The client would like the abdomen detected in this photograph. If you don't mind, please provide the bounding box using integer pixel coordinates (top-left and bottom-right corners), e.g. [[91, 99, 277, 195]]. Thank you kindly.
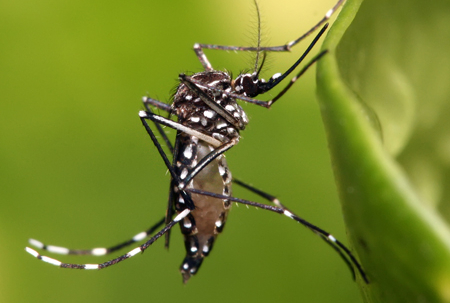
[[174, 136, 232, 283]]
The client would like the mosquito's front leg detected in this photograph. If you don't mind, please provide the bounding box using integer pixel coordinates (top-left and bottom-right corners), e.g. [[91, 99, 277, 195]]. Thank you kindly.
[[192, 0, 345, 57], [193, 43, 214, 72]]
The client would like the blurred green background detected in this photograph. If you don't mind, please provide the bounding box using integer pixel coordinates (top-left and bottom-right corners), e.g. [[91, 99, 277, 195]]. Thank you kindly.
[[0, 0, 362, 302]]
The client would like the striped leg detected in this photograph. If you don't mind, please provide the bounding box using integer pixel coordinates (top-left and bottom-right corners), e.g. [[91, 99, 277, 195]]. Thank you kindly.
[[233, 178, 286, 208], [232, 178, 361, 281], [25, 210, 190, 269], [27, 217, 165, 257], [186, 188, 369, 284]]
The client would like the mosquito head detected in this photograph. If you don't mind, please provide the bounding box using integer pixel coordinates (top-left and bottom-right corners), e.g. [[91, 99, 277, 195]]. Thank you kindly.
[[233, 71, 283, 98]]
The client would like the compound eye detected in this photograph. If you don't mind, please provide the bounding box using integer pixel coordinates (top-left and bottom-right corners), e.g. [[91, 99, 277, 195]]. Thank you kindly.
[[235, 74, 259, 97]]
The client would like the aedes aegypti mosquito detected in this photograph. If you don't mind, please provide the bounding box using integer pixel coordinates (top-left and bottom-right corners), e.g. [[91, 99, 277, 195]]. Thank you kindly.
[[26, 0, 368, 284]]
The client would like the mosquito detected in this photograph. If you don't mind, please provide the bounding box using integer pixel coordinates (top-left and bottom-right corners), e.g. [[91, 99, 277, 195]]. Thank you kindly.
[[26, 0, 368, 284]]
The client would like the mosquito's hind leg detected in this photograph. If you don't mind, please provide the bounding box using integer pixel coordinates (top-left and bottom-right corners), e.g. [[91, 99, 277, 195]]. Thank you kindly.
[[26, 210, 190, 270], [27, 217, 166, 258]]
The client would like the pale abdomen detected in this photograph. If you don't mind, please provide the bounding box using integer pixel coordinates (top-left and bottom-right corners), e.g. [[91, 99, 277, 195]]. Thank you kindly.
[[174, 137, 232, 283]]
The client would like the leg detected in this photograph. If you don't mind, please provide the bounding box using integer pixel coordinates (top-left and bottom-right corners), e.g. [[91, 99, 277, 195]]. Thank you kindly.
[[185, 188, 369, 284], [233, 178, 284, 208], [141, 97, 177, 247], [25, 102, 178, 263], [28, 217, 165, 256], [26, 210, 191, 269], [142, 96, 173, 113], [142, 96, 175, 154], [232, 178, 358, 280], [140, 110, 222, 148], [139, 109, 196, 210], [194, 0, 345, 53]]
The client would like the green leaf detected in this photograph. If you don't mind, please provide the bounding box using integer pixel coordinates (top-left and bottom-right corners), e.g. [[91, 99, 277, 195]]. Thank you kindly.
[[317, 0, 450, 302]]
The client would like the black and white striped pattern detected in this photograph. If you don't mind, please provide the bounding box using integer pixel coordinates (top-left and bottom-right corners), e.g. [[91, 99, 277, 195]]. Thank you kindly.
[[25, 0, 368, 284], [26, 210, 190, 270], [27, 216, 165, 257]]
